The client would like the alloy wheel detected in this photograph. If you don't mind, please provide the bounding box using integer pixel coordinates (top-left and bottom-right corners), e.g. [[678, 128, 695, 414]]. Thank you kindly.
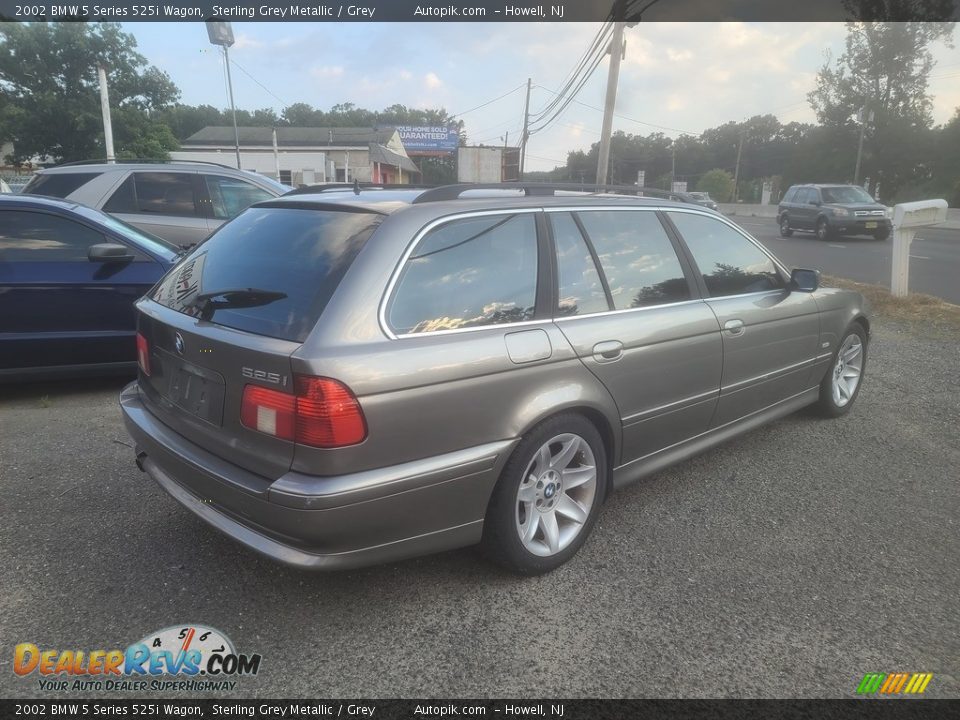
[[831, 334, 863, 407]]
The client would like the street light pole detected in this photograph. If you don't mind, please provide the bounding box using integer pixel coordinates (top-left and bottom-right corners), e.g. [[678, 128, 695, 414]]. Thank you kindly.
[[223, 45, 241, 169], [206, 21, 241, 169]]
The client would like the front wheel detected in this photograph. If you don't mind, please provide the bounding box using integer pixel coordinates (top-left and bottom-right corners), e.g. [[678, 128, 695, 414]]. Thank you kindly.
[[874, 227, 890, 241], [816, 217, 832, 241], [815, 324, 867, 418], [779, 215, 794, 237], [481, 414, 606, 575]]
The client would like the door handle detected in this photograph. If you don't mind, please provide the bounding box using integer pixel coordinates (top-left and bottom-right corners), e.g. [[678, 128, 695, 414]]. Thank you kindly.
[[724, 319, 745, 336], [592, 340, 623, 362]]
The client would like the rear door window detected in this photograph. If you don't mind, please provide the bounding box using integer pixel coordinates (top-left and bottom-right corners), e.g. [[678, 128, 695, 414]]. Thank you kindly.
[[104, 173, 200, 217], [151, 207, 382, 342], [575, 210, 691, 309], [551, 212, 610, 316], [22, 172, 101, 198], [388, 213, 538, 334]]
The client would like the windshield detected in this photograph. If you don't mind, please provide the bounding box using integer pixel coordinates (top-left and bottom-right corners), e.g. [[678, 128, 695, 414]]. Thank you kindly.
[[821, 186, 875, 204], [72, 204, 180, 258]]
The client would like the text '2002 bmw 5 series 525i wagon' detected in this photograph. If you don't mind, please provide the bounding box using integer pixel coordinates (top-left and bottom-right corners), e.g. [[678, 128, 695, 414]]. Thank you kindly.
[[120, 183, 870, 575]]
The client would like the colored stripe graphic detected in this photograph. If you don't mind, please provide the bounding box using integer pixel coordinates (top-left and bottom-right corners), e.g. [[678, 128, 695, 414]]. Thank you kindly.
[[857, 672, 932, 695]]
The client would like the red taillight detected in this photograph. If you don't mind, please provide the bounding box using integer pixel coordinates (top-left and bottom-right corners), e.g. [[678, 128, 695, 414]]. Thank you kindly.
[[240, 376, 366, 448], [136, 333, 151, 376]]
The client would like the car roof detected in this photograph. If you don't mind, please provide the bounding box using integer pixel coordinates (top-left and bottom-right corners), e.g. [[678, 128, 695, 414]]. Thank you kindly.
[[0, 193, 88, 212], [262, 187, 698, 216], [36, 161, 247, 174]]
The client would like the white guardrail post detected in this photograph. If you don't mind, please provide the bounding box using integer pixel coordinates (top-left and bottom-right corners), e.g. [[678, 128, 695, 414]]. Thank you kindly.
[[891, 199, 948, 297]]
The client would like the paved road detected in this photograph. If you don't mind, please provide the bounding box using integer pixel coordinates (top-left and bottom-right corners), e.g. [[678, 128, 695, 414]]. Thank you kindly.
[[733, 217, 960, 304], [1, 317, 957, 699]]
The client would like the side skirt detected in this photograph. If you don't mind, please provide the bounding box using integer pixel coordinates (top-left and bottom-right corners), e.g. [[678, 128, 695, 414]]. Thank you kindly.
[[612, 386, 820, 490]]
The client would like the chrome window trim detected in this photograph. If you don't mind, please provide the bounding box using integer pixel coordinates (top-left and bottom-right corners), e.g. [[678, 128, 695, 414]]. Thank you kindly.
[[379, 208, 543, 340], [554, 297, 706, 321]]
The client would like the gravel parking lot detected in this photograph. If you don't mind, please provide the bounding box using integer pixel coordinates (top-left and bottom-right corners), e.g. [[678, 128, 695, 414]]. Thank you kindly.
[[1, 317, 957, 699]]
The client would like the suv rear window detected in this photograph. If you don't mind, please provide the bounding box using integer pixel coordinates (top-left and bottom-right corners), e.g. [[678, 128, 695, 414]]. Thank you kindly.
[[150, 207, 382, 342], [22, 172, 101, 198]]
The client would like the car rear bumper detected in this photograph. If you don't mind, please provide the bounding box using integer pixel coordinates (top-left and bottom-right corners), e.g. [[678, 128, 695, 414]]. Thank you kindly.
[[120, 381, 513, 570]]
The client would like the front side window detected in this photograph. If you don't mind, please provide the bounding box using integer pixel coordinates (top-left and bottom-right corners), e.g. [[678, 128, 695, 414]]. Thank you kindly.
[[104, 173, 199, 217], [389, 213, 538, 334], [576, 210, 691, 310], [0, 210, 105, 262], [551, 212, 609, 317], [205, 175, 274, 219], [668, 212, 786, 297], [782, 187, 798, 203]]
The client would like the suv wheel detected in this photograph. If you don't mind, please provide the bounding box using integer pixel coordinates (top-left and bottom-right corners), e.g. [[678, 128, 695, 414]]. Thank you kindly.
[[874, 227, 890, 241], [815, 324, 867, 418], [815, 217, 832, 241], [482, 414, 606, 575], [779, 215, 794, 237]]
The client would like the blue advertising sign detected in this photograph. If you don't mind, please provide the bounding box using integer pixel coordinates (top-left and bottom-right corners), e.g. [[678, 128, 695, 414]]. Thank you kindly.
[[396, 126, 459, 154]]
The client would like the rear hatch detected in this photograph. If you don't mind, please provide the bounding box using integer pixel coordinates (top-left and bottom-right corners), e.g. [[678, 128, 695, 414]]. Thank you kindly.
[[135, 204, 383, 480]]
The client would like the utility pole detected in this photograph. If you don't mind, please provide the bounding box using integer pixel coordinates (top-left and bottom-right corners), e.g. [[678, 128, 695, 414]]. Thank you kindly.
[[854, 107, 872, 186], [732, 130, 744, 202], [670, 143, 676, 190], [518, 78, 532, 178], [97, 64, 115, 164], [596, 22, 626, 187]]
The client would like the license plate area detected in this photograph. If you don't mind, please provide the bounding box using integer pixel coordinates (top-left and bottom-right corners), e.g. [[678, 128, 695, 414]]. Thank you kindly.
[[155, 348, 226, 426], [865, 221, 878, 229]]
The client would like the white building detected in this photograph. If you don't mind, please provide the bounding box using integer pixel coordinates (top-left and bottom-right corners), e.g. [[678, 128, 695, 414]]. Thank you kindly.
[[171, 126, 421, 186]]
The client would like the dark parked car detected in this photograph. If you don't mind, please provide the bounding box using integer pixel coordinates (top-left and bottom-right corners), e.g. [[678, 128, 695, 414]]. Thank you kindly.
[[120, 183, 869, 574], [0, 194, 179, 379], [778, 184, 891, 240], [687, 191, 719, 210]]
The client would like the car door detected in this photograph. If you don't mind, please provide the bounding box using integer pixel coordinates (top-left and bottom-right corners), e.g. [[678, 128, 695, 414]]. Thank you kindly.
[[549, 208, 722, 464], [665, 210, 821, 427], [102, 171, 207, 248], [0, 208, 160, 373], [200, 174, 277, 234], [789, 188, 810, 228]]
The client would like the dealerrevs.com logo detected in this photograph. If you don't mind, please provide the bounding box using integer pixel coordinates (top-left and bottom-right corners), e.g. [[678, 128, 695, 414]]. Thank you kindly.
[[14, 624, 261, 692]]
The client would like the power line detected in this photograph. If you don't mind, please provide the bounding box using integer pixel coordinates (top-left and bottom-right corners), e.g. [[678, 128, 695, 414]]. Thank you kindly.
[[449, 83, 526, 119], [228, 56, 288, 107]]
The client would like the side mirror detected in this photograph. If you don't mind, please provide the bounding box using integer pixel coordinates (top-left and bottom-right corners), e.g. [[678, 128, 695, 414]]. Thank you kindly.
[[88, 243, 135, 263], [790, 268, 820, 292]]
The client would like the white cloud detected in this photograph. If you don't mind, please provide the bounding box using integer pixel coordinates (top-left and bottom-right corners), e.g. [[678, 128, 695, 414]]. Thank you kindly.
[[310, 65, 344, 79], [231, 34, 262, 50], [424, 72, 443, 89]]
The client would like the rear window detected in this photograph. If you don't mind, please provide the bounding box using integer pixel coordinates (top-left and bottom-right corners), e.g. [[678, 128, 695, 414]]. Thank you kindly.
[[22, 172, 101, 198], [150, 207, 382, 342]]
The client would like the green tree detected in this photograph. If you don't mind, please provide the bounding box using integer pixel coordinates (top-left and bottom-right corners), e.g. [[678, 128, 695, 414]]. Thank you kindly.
[[808, 20, 954, 198], [0, 22, 179, 163], [697, 169, 735, 202]]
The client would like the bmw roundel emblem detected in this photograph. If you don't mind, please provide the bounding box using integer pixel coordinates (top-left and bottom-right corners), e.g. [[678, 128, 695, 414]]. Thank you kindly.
[[174, 332, 185, 355]]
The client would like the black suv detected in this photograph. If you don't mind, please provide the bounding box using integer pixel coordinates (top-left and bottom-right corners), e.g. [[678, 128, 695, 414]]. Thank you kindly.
[[778, 184, 891, 241]]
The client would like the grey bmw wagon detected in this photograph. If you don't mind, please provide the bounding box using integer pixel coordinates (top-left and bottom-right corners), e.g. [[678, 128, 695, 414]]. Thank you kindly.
[[120, 184, 870, 574]]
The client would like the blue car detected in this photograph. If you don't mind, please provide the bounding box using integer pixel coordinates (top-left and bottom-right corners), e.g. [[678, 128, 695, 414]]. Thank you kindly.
[[0, 194, 180, 379]]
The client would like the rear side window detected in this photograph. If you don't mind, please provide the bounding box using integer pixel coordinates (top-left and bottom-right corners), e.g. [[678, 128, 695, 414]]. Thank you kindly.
[[205, 175, 274, 219], [667, 212, 786, 297], [0, 210, 105, 262], [576, 210, 691, 309], [22, 172, 101, 198], [104, 173, 199, 217], [151, 207, 382, 342], [388, 213, 538, 334]]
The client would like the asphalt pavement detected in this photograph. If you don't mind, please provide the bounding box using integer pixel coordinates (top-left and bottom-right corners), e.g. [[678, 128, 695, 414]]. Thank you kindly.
[[1, 316, 957, 699], [733, 216, 960, 304]]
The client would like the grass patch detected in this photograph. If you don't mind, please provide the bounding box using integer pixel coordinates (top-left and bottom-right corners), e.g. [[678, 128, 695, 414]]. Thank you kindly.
[[822, 275, 960, 327]]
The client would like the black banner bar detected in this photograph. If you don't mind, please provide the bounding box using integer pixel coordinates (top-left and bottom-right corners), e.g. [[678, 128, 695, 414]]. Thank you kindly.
[[2, 699, 959, 720], [0, 0, 957, 22]]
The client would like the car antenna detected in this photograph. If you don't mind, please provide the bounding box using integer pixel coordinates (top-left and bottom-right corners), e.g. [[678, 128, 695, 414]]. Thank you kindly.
[[353, 179, 361, 195]]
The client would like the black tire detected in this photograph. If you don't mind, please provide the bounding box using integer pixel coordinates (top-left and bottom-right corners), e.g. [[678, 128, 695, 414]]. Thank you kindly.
[[779, 215, 794, 237], [815, 217, 832, 241], [814, 323, 868, 418], [873, 227, 890, 241], [481, 413, 607, 575]]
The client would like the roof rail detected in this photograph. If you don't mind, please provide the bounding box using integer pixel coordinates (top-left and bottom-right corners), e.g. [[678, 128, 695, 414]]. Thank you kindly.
[[284, 182, 438, 197], [54, 158, 240, 170], [410, 182, 689, 204]]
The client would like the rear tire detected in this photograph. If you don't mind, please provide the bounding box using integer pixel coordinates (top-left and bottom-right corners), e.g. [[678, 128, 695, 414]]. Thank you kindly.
[[481, 414, 607, 575], [779, 215, 794, 237], [816, 217, 832, 241], [815, 324, 867, 418]]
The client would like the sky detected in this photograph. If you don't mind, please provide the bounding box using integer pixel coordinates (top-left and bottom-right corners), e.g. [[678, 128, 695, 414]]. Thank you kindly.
[[123, 22, 960, 172]]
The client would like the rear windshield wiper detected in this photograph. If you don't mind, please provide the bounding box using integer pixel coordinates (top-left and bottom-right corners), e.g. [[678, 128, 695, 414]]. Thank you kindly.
[[190, 288, 288, 320]]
